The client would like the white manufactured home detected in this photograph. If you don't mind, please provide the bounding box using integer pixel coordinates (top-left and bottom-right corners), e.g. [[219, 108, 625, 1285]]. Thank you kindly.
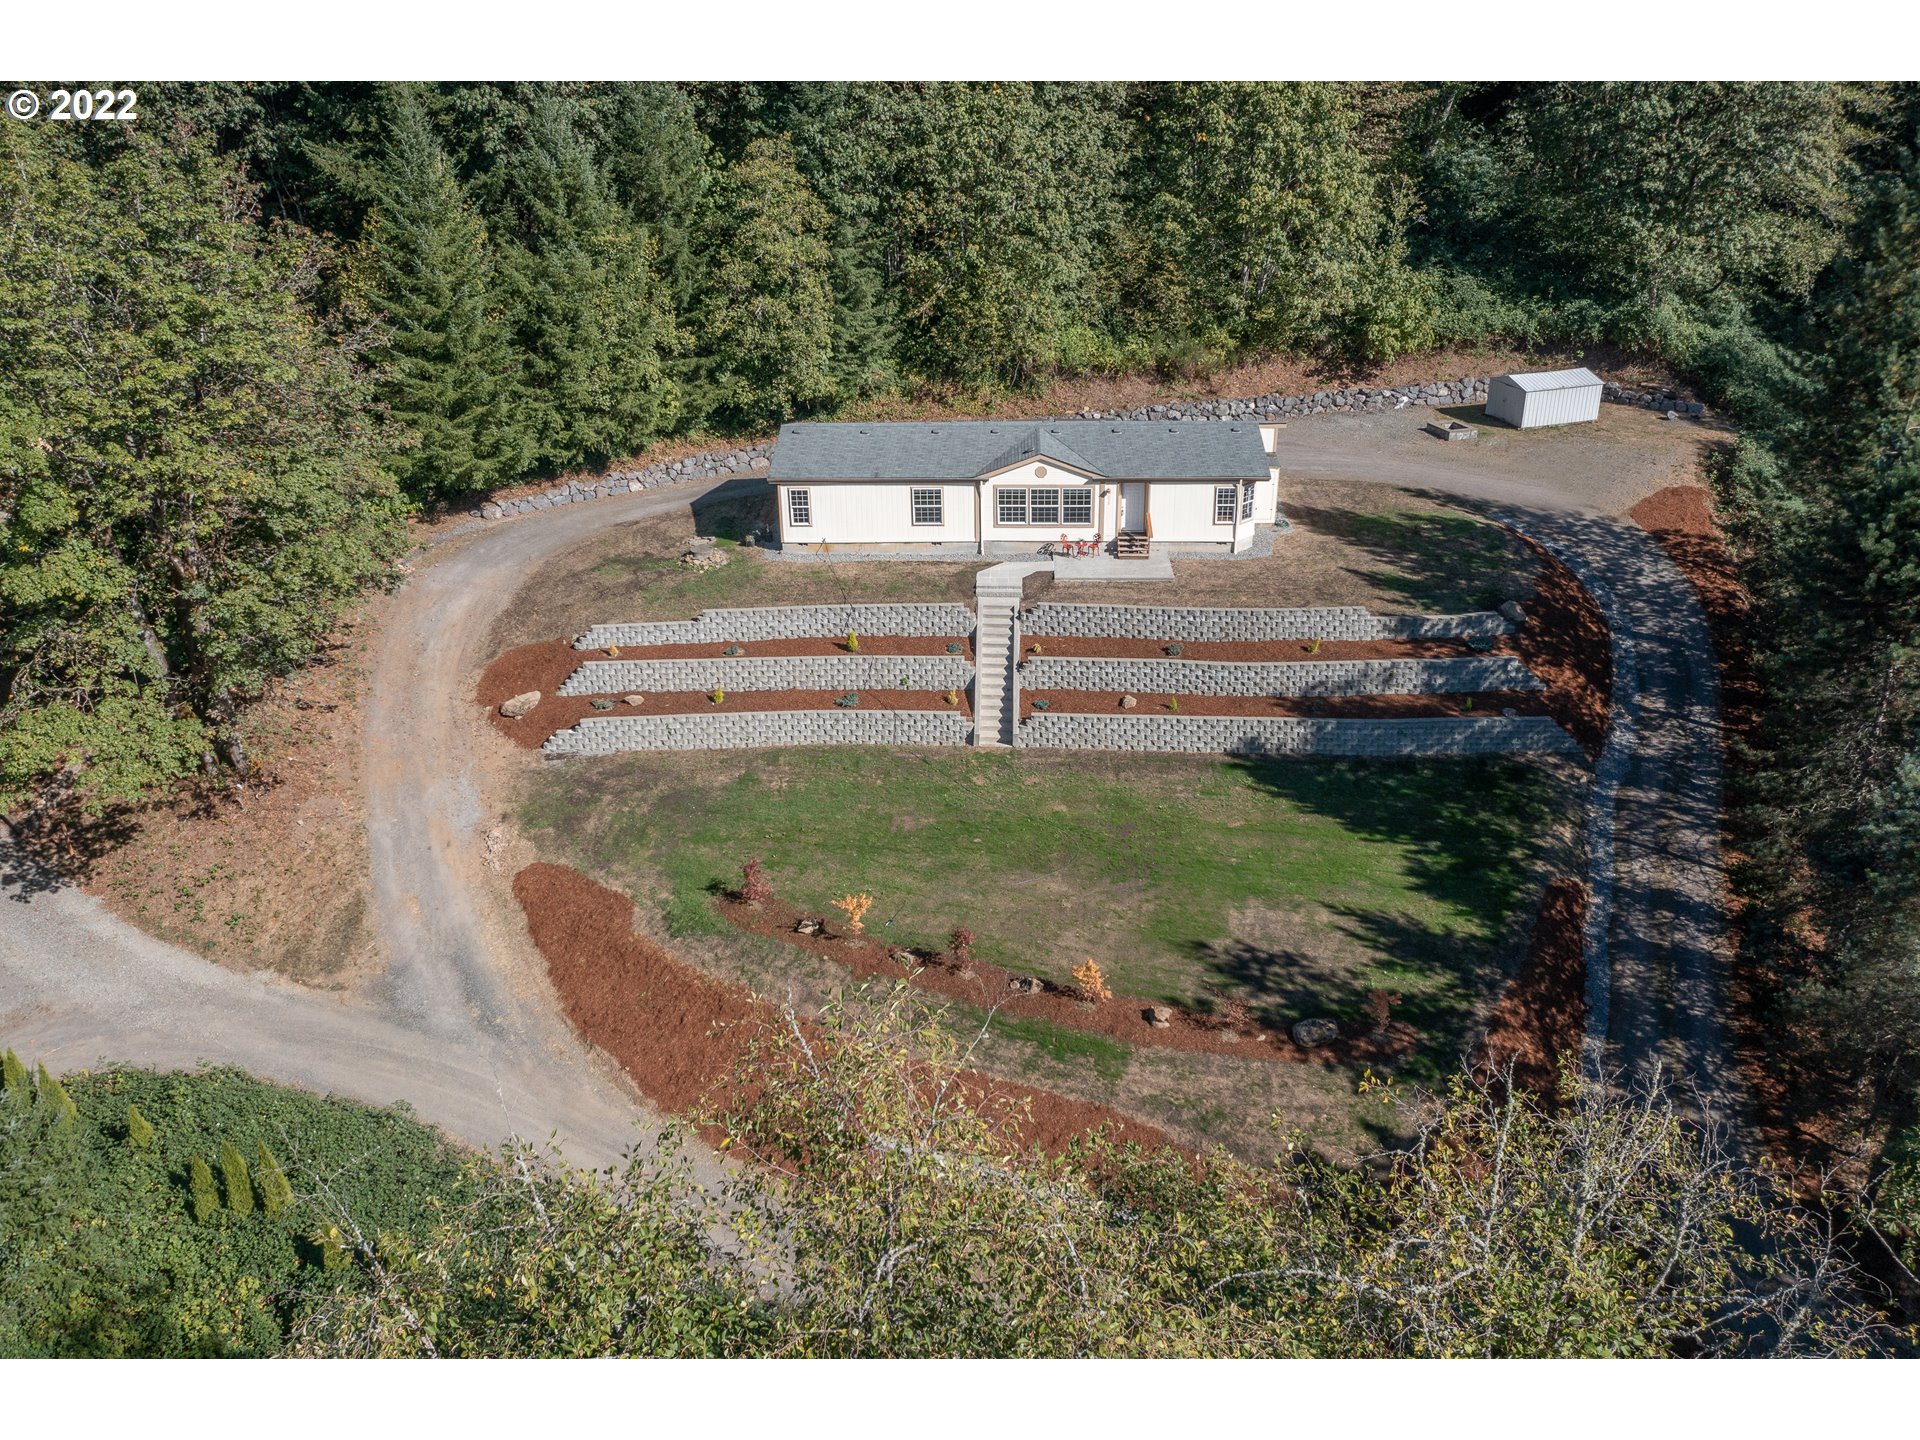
[[1485, 367, 1604, 429], [768, 420, 1281, 557]]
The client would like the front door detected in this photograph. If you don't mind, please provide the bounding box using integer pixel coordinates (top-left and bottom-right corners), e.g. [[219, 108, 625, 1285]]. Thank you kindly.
[[1118, 482, 1146, 533]]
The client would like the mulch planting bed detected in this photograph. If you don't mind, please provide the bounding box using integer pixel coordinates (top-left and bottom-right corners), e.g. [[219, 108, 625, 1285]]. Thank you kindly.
[[480, 638, 972, 750], [1475, 877, 1588, 1097], [1019, 690, 1552, 721], [513, 862, 1172, 1154], [715, 892, 1421, 1070], [1506, 545, 1613, 759], [1021, 636, 1475, 662], [601, 635, 974, 661]]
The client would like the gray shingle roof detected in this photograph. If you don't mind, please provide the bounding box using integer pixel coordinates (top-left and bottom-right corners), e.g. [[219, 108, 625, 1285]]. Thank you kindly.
[[768, 421, 1270, 483]]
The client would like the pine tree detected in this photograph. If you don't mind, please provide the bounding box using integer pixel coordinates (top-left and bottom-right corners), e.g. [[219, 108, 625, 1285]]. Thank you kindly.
[[126, 1102, 155, 1149], [357, 92, 523, 500], [1, 1049, 28, 1103], [693, 138, 836, 426], [188, 1155, 222, 1224], [34, 1063, 75, 1128], [255, 1141, 295, 1215], [218, 1139, 255, 1216], [602, 83, 712, 314], [496, 95, 680, 472]]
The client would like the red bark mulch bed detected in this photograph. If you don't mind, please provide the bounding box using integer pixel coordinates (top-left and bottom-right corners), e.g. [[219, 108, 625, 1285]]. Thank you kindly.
[[1020, 635, 1476, 662], [1019, 690, 1552, 722], [513, 862, 1173, 1154], [1476, 877, 1589, 1097], [479, 639, 972, 750], [592, 635, 974, 661], [1507, 545, 1613, 759], [714, 892, 1421, 1069]]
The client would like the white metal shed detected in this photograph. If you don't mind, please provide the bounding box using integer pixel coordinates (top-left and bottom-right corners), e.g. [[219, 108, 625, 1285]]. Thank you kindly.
[[1485, 367, 1603, 429]]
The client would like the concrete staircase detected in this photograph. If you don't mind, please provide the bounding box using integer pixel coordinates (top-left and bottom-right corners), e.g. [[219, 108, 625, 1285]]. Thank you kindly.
[[972, 569, 1027, 747]]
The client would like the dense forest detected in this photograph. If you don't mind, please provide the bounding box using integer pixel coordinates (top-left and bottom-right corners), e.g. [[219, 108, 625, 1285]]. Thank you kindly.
[[3, 81, 1920, 1342]]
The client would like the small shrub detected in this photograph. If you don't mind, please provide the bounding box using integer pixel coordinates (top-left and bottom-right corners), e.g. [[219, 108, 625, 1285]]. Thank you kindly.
[[35, 1063, 76, 1128], [1072, 958, 1114, 1004], [219, 1139, 254, 1216], [834, 691, 861, 708], [945, 642, 964, 654], [1167, 696, 1180, 711], [1307, 637, 1322, 654], [1028, 642, 1043, 655], [589, 697, 615, 710], [188, 1155, 221, 1224], [944, 689, 959, 705], [1031, 697, 1051, 710], [830, 892, 874, 935], [722, 644, 744, 656], [606, 645, 620, 657], [739, 856, 773, 905], [711, 687, 725, 706], [126, 1102, 155, 1149], [949, 927, 975, 965], [1463, 696, 1475, 712], [846, 630, 860, 652], [898, 675, 910, 687], [316, 1224, 349, 1272], [255, 1142, 295, 1215], [1163, 642, 1183, 656], [1, 1049, 28, 1102]]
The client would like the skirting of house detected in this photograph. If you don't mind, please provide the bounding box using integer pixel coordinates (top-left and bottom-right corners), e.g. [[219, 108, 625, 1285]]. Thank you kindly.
[[560, 655, 974, 696], [1020, 604, 1514, 643], [1013, 713, 1583, 757], [541, 710, 973, 755], [1017, 655, 1543, 697], [577, 603, 976, 649]]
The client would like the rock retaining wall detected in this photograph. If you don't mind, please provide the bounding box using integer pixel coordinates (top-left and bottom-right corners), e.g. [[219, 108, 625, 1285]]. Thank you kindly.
[[560, 654, 973, 695], [1015, 713, 1582, 757], [1022, 603, 1512, 643], [478, 444, 773, 519], [578, 602, 975, 649], [1019, 655, 1542, 698], [541, 710, 972, 755]]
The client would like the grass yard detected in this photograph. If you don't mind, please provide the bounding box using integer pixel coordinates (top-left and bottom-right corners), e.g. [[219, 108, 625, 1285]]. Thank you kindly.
[[520, 746, 1566, 1083]]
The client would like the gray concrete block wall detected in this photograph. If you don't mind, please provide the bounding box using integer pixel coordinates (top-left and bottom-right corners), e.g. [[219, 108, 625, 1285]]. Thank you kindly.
[[1014, 713, 1581, 757], [1018, 655, 1543, 697], [1021, 603, 1512, 643], [577, 602, 974, 649], [542, 709, 973, 755], [560, 654, 973, 695]]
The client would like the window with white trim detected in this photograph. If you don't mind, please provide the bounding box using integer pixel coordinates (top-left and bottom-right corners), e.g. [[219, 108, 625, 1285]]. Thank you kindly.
[[911, 488, 943, 525], [997, 488, 1027, 525], [1062, 487, 1093, 525], [788, 488, 811, 527], [1241, 482, 1255, 520], [998, 485, 1095, 525], [1029, 488, 1061, 525], [1214, 486, 1237, 524]]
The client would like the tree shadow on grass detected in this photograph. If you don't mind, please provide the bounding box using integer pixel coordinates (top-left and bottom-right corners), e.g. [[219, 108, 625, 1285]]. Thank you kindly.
[[1191, 755, 1553, 1077], [1280, 499, 1530, 614]]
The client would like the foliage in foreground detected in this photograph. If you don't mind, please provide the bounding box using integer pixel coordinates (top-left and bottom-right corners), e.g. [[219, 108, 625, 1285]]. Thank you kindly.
[[291, 988, 1885, 1358]]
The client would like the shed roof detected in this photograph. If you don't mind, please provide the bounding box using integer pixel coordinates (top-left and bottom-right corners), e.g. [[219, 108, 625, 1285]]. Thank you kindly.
[[768, 421, 1271, 483], [1493, 367, 1603, 393]]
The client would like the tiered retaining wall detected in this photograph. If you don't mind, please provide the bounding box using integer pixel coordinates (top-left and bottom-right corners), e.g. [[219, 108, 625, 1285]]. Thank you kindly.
[[1015, 713, 1582, 757], [578, 603, 975, 649], [1018, 655, 1542, 698], [541, 710, 972, 755], [1022, 603, 1513, 643], [560, 654, 973, 695]]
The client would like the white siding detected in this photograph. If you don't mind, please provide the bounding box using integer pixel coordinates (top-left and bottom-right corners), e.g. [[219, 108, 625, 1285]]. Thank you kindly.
[[1147, 482, 1239, 543], [978, 461, 1103, 546], [781, 482, 976, 546], [1487, 373, 1603, 429]]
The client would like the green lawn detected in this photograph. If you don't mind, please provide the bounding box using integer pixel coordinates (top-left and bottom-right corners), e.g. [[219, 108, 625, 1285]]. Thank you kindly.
[[520, 747, 1561, 1080]]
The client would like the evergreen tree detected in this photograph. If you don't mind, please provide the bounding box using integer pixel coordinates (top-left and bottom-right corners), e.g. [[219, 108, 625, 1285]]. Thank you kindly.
[[693, 138, 836, 427], [0, 126, 405, 813], [187, 1156, 221, 1225], [356, 93, 523, 500], [602, 83, 713, 314], [33, 1065, 75, 1128], [254, 1142, 295, 1215], [495, 96, 680, 472], [218, 1140, 254, 1217], [125, 1103, 155, 1150], [2, 1049, 28, 1103]]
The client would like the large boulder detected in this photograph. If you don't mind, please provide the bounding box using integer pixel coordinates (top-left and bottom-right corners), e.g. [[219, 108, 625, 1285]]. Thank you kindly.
[[1291, 1017, 1341, 1048], [499, 691, 541, 719], [1499, 600, 1527, 625]]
